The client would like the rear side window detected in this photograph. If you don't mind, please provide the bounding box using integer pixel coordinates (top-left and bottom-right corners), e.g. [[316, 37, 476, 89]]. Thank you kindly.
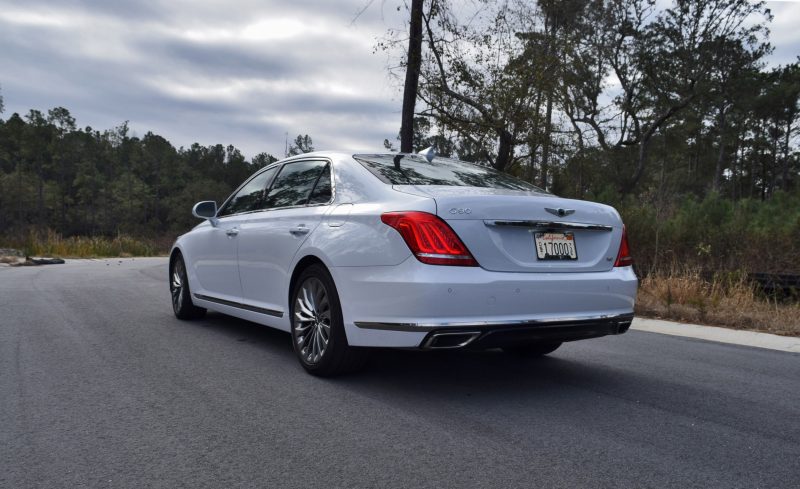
[[264, 160, 328, 209], [308, 164, 332, 205], [353, 154, 545, 192], [217, 166, 277, 217]]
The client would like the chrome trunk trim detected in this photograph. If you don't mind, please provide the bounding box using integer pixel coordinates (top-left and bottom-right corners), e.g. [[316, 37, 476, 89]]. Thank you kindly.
[[483, 220, 613, 232]]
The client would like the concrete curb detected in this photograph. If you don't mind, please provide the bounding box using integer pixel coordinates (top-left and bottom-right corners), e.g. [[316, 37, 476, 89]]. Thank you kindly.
[[631, 317, 800, 353]]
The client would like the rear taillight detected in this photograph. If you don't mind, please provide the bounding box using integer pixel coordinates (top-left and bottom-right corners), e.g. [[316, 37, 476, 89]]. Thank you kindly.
[[614, 224, 633, 267], [381, 211, 479, 266]]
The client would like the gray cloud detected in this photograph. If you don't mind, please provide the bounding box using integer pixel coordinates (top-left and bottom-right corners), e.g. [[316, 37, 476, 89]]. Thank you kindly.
[[2, 0, 797, 160], [0, 0, 405, 158]]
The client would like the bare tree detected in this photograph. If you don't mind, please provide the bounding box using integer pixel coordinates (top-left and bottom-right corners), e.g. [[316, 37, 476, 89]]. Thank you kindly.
[[400, 0, 425, 153]]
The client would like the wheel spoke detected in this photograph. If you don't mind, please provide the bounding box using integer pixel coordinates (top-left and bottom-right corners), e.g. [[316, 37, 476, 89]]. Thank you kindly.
[[295, 297, 314, 319], [319, 314, 331, 337], [303, 286, 316, 312], [318, 324, 329, 345], [312, 328, 320, 360]]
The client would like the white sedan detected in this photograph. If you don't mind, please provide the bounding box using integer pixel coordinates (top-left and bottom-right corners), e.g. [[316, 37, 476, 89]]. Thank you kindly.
[[169, 151, 637, 376]]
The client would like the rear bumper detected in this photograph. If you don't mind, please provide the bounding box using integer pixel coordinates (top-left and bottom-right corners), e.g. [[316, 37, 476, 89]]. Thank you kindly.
[[417, 313, 633, 349], [355, 313, 633, 349], [331, 257, 637, 348]]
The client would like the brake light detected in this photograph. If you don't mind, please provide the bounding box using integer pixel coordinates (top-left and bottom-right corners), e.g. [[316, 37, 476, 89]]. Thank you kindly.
[[614, 224, 633, 267], [381, 211, 479, 266]]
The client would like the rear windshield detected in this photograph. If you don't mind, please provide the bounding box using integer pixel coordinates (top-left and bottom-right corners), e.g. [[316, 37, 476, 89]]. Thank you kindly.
[[353, 154, 545, 192]]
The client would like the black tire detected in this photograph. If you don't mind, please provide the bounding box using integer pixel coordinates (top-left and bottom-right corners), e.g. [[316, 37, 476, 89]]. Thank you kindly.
[[502, 341, 562, 358], [290, 263, 367, 376], [170, 254, 206, 320]]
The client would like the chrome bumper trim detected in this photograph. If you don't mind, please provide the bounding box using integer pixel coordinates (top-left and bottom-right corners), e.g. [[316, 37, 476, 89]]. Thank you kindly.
[[354, 313, 634, 333]]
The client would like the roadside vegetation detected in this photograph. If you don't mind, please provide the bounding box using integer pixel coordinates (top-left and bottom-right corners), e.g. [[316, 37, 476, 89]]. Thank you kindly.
[[636, 268, 800, 337], [0, 230, 167, 259]]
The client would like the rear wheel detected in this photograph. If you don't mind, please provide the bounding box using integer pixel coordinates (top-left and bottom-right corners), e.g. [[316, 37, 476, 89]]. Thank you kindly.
[[170, 254, 206, 320], [502, 341, 561, 358], [291, 264, 367, 376]]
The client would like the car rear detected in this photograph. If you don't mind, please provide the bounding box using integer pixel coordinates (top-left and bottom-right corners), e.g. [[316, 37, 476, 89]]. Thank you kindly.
[[335, 154, 637, 349]]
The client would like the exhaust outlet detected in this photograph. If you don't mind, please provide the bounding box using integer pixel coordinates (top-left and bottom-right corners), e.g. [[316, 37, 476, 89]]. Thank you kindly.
[[422, 331, 481, 349]]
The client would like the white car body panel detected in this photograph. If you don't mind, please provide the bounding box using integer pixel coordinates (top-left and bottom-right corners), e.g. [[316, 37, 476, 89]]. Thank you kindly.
[[172, 151, 637, 349], [190, 217, 245, 303], [238, 205, 328, 316]]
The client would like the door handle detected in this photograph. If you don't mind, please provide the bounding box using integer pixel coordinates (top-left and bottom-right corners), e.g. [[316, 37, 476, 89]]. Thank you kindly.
[[226, 228, 239, 237], [290, 226, 310, 236]]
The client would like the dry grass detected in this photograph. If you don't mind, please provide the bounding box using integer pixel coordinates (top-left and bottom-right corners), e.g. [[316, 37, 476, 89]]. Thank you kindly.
[[0, 229, 169, 259], [636, 268, 800, 337]]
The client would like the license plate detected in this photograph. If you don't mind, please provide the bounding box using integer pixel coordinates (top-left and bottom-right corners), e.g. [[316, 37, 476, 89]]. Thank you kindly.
[[534, 232, 578, 260]]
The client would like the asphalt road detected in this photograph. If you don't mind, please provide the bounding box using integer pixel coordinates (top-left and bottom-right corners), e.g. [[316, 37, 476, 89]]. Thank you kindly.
[[1, 258, 799, 489]]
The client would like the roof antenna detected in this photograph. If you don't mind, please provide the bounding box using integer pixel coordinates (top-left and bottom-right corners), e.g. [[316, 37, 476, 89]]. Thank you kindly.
[[418, 146, 436, 163]]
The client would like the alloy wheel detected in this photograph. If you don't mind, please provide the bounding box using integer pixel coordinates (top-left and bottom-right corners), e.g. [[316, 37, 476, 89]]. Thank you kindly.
[[171, 260, 184, 312], [293, 277, 331, 364]]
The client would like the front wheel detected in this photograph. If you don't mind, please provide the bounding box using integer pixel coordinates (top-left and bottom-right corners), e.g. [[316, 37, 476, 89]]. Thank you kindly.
[[291, 264, 367, 376], [170, 254, 206, 320], [502, 341, 562, 358]]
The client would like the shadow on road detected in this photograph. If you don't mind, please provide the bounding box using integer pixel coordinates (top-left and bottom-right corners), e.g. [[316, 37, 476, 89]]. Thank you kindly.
[[194, 311, 295, 352], [192, 311, 641, 402]]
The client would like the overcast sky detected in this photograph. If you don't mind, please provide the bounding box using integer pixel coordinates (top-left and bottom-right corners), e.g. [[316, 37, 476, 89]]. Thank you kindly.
[[1, 0, 798, 160]]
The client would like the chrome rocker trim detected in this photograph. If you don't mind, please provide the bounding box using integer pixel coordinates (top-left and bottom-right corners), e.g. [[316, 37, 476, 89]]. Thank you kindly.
[[193, 293, 284, 318]]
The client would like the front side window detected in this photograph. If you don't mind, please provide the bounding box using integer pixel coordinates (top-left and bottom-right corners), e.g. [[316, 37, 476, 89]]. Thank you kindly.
[[264, 160, 329, 209], [353, 154, 546, 192], [217, 166, 277, 217]]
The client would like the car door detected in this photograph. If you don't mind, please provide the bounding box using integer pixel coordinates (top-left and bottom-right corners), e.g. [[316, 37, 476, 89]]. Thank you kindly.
[[237, 159, 333, 317], [191, 166, 277, 302]]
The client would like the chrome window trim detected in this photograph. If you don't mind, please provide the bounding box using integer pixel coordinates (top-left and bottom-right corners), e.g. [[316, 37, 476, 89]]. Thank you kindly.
[[215, 158, 335, 220], [484, 220, 613, 232], [354, 313, 634, 332]]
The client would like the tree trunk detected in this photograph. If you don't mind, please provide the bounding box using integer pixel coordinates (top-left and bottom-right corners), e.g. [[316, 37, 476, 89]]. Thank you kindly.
[[399, 0, 424, 153], [782, 120, 792, 190], [17, 160, 23, 225], [731, 131, 741, 200], [527, 144, 538, 183], [540, 92, 553, 190], [712, 107, 727, 192], [494, 131, 514, 172], [770, 122, 779, 197], [36, 156, 44, 226]]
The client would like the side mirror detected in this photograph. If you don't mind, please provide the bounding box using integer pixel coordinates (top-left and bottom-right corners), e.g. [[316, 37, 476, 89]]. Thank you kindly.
[[192, 201, 218, 225]]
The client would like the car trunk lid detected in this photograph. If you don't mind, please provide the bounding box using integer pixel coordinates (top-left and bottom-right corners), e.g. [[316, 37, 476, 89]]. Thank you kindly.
[[392, 185, 623, 273]]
